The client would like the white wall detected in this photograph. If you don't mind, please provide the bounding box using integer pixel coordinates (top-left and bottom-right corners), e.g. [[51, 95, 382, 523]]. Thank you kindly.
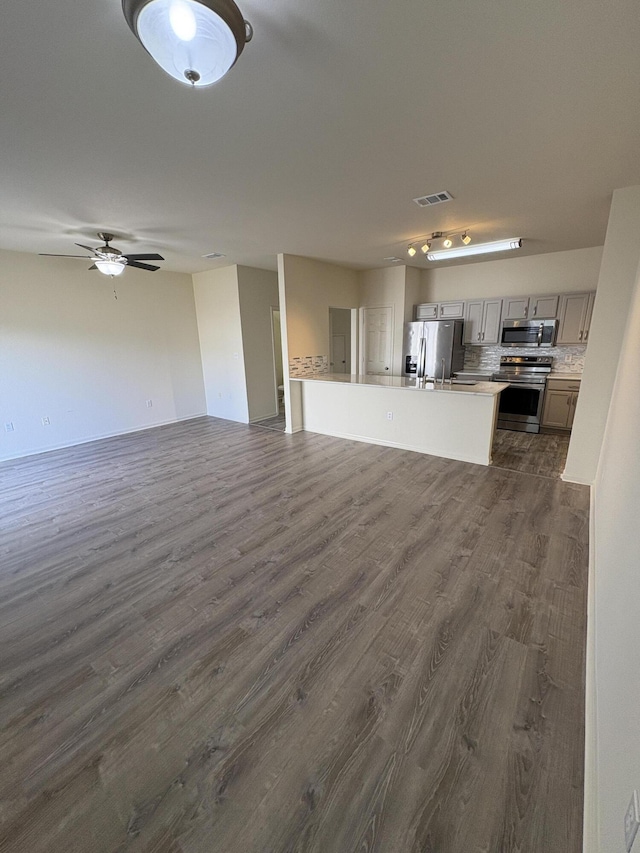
[[193, 266, 249, 423], [0, 250, 206, 461], [277, 254, 359, 432], [358, 265, 407, 376], [587, 255, 640, 852], [565, 187, 640, 484], [237, 266, 280, 422], [420, 246, 602, 303]]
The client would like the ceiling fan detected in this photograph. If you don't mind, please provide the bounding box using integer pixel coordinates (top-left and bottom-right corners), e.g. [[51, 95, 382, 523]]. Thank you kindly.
[[40, 232, 165, 276]]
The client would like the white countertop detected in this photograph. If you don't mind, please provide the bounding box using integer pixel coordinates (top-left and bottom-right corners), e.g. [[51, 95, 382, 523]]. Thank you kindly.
[[548, 372, 583, 380], [291, 373, 508, 397]]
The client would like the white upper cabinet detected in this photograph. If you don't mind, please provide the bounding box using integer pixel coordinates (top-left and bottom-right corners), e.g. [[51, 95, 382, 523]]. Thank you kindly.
[[530, 295, 559, 318], [557, 292, 596, 344], [502, 297, 530, 320], [415, 303, 439, 320], [502, 294, 559, 320], [416, 301, 465, 321], [464, 299, 502, 345]]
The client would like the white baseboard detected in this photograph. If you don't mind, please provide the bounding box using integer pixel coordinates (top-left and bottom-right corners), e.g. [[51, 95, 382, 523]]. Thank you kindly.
[[0, 413, 207, 463]]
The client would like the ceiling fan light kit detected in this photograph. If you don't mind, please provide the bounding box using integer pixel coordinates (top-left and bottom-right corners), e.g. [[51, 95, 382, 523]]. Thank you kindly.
[[122, 0, 252, 87], [40, 233, 165, 276]]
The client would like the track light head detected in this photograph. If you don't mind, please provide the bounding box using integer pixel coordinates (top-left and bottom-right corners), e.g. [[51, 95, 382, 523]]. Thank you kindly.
[[443, 237, 453, 248], [461, 232, 471, 245], [407, 245, 417, 257], [420, 242, 431, 255]]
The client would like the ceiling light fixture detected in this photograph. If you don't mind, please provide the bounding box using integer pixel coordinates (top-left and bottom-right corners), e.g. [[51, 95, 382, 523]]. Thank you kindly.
[[461, 232, 471, 245], [443, 237, 453, 248], [95, 258, 127, 276], [407, 245, 417, 257], [420, 242, 431, 255], [122, 0, 253, 87], [426, 238, 522, 262]]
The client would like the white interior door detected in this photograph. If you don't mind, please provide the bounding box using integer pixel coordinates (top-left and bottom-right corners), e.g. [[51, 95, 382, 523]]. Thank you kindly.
[[330, 335, 347, 373], [363, 306, 393, 375]]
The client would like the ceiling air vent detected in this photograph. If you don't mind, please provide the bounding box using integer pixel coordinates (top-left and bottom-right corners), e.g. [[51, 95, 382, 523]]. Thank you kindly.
[[202, 251, 226, 260], [413, 190, 454, 208]]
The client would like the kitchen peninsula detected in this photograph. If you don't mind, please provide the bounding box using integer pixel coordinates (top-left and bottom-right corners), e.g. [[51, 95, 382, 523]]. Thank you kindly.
[[289, 374, 508, 466]]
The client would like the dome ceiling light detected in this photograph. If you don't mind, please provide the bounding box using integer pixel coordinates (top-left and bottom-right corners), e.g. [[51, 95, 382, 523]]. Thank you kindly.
[[122, 0, 253, 87]]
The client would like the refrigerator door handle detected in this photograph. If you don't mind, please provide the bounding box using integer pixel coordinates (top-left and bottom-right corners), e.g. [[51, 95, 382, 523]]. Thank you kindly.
[[418, 337, 426, 378]]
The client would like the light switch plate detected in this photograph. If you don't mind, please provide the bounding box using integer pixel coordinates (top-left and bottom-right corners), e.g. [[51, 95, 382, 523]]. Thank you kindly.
[[625, 790, 640, 852]]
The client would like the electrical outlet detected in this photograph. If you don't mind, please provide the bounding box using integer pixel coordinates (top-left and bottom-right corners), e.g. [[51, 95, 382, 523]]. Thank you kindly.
[[386, 411, 393, 420], [4, 422, 14, 432], [625, 791, 640, 852], [41, 416, 50, 426], [146, 400, 153, 408], [564, 354, 572, 363]]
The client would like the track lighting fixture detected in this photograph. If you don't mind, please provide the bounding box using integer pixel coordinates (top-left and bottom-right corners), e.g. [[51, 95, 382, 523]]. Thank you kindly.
[[407, 245, 417, 257], [461, 232, 471, 245], [420, 242, 431, 255], [443, 237, 453, 248]]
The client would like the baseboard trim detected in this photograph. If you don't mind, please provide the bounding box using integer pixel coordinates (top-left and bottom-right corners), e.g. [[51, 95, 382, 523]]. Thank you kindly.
[[0, 413, 208, 463]]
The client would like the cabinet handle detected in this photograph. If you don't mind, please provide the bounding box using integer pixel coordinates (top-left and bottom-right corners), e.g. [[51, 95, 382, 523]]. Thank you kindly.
[[578, 331, 583, 340], [584, 329, 589, 341], [533, 306, 537, 316], [566, 396, 570, 406], [440, 306, 443, 315], [482, 332, 485, 341], [524, 307, 528, 317], [477, 332, 481, 341]]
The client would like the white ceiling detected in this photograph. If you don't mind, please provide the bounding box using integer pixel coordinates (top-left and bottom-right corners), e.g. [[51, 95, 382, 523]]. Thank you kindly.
[[1, 0, 640, 274]]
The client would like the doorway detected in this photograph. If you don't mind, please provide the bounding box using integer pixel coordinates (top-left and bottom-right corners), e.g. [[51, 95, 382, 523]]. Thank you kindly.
[[329, 307, 353, 374]]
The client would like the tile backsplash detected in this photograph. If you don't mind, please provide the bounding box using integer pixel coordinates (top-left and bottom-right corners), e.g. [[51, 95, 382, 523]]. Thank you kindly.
[[463, 344, 587, 374], [289, 355, 329, 377]]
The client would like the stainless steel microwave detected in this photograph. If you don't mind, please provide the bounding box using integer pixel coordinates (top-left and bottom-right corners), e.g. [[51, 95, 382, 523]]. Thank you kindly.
[[500, 318, 558, 348]]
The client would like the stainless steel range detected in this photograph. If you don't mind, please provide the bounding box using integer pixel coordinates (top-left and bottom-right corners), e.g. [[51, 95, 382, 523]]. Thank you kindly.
[[493, 355, 553, 433]]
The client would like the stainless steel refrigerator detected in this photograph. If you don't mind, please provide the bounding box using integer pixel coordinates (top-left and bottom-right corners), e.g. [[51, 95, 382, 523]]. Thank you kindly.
[[403, 319, 464, 380]]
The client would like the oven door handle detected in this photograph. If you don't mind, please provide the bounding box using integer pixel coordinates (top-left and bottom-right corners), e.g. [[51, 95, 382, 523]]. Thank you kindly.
[[505, 382, 546, 390]]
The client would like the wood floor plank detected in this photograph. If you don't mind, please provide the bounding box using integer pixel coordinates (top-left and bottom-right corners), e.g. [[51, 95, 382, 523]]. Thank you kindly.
[[0, 417, 589, 852]]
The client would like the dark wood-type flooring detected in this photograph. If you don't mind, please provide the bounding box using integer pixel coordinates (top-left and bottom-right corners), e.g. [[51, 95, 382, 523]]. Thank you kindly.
[[491, 428, 571, 479], [0, 417, 589, 852]]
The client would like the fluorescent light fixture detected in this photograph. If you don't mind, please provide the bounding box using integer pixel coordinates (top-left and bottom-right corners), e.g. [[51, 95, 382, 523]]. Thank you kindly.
[[123, 0, 252, 87], [95, 259, 126, 276], [426, 238, 522, 262]]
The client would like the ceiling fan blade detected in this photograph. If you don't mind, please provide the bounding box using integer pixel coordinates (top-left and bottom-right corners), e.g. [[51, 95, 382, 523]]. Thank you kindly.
[[75, 243, 98, 253], [124, 253, 164, 261], [39, 253, 92, 258], [127, 261, 160, 271]]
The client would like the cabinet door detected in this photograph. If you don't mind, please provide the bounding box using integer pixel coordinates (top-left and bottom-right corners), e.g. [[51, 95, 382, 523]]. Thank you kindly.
[[438, 300, 465, 320], [582, 292, 596, 342], [530, 295, 559, 318], [416, 303, 439, 320], [542, 389, 572, 428], [464, 301, 484, 344], [481, 299, 503, 344], [557, 293, 591, 344], [503, 297, 530, 320]]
